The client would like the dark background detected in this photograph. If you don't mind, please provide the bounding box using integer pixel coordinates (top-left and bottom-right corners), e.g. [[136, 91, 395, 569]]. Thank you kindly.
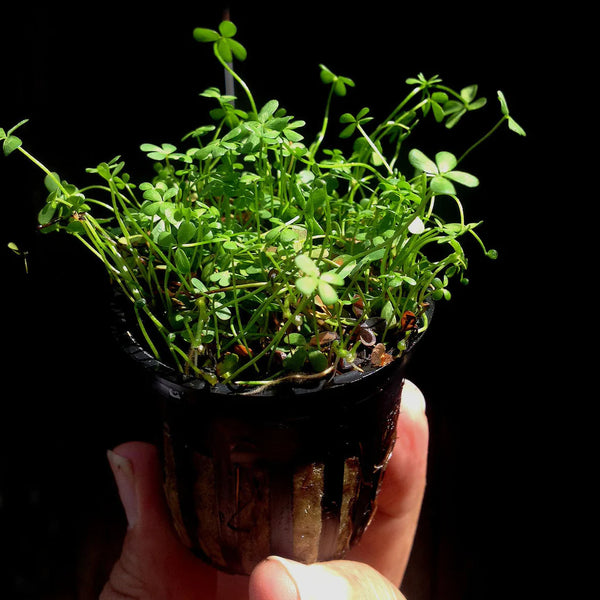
[[1, 2, 581, 598]]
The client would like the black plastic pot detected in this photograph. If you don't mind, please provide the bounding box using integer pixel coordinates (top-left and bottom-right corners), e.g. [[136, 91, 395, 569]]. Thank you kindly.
[[112, 299, 430, 575]]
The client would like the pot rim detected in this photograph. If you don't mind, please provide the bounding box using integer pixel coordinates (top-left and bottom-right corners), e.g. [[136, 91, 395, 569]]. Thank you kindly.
[[111, 293, 433, 398]]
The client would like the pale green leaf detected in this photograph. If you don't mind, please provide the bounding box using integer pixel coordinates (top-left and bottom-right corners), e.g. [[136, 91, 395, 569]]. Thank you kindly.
[[177, 221, 197, 244], [408, 148, 438, 174], [317, 280, 339, 305], [320, 271, 344, 286], [3, 135, 22, 156], [445, 170, 479, 188], [508, 116, 526, 136], [175, 247, 190, 272], [430, 175, 456, 195], [435, 151, 457, 173], [296, 276, 318, 296], [295, 254, 320, 277], [193, 27, 219, 42], [218, 20, 237, 37]]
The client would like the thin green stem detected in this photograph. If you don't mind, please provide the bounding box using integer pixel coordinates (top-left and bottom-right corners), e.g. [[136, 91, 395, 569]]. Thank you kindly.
[[213, 46, 257, 115], [16, 147, 67, 194], [356, 123, 393, 175], [458, 116, 508, 164], [225, 296, 309, 384], [308, 84, 335, 162]]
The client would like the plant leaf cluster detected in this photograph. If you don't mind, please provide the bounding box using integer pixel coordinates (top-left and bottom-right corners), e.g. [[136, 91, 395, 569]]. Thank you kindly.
[[2, 21, 525, 387]]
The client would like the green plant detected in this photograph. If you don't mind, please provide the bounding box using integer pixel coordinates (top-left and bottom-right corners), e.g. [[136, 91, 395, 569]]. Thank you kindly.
[[2, 20, 524, 387]]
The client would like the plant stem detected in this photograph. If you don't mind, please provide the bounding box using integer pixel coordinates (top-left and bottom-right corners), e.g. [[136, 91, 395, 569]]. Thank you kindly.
[[458, 116, 508, 164], [308, 84, 335, 162], [16, 147, 66, 194], [225, 296, 309, 384], [213, 47, 257, 115], [356, 124, 393, 175]]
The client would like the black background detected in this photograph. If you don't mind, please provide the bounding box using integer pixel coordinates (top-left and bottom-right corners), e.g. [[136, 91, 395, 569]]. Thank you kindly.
[[1, 2, 582, 598]]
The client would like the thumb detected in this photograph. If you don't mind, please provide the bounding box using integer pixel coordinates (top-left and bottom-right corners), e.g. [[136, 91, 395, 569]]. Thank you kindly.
[[249, 556, 406, 600]]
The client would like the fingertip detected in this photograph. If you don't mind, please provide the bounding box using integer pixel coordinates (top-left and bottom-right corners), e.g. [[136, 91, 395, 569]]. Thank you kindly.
[[106, 449, 138, 529], [249, 557, 300, 600], [110, 441, 159, 466], [252, 558, 404, 600], [107, 441, 168, 530]]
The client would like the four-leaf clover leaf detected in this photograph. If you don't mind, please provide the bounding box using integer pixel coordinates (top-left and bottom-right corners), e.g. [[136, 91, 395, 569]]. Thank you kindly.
[[294, 254, 345, 306], [319, 65, 355, 97], [443, 84, 488, 128], [408, 149, 479, 195], [193, 21, 247, 62]]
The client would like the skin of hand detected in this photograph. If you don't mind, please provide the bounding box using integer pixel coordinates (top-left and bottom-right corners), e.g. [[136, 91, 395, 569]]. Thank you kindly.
[[100, 379, 428, 600]]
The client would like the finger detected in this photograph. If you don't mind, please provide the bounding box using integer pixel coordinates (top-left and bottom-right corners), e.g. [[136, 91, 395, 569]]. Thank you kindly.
[[250, 556, 406, 600], [373, 379, 428, 517], [101, 442, 219, 600], [346, 379, 428, 586]]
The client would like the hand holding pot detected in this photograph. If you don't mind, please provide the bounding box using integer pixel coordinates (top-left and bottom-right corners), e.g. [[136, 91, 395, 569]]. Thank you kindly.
[[100, 380, 428, 600]]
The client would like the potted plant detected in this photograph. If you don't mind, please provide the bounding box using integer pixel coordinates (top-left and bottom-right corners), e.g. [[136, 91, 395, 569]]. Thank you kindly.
[[2, 20, 524, 576]]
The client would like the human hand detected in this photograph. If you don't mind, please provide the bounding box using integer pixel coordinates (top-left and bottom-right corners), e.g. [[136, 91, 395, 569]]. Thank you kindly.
[[100, 379, 428, 599]]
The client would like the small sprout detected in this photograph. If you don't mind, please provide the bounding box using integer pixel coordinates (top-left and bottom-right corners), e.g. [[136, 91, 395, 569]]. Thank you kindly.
[[497, 90, 526, 136], [8, 242, 29, 273], [1, 119, 28, 156]]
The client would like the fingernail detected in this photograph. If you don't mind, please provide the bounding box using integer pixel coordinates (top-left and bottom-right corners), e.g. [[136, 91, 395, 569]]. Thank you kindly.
[[107, 449, 139, 529], [266, 556, 350, 599], [401, 379, 426, 415]]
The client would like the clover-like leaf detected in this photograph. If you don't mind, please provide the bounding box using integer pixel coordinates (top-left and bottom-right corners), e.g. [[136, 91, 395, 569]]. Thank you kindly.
[[308, 349, 328, 372], [295, 254, 320, 277], [430, 176, 457, 195], [409, 149, 479, 194], [320, 271, 345, 286], [193, 21, 247, 62], [408, 148, 437, 173], [317, 280, 339, 305], [435, 151, 457, 173], [339, 107, 373, 139], [2, 134, 22, 156], [294, 255, 345, 304], [192, 27, 220, 43], [444, 170, 479, 188], [296, 276, 318, 297], [497, 91, 526, 136], [218, 20, 237, 38], [1, 119, 29, 156], [319, 64, 355, 97], [140, 142, 178, 161], [443, 84, 487, 129]]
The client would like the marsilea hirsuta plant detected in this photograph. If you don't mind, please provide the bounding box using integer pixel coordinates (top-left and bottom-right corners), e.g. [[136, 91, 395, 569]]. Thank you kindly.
[[2, 20, 524, 387]]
